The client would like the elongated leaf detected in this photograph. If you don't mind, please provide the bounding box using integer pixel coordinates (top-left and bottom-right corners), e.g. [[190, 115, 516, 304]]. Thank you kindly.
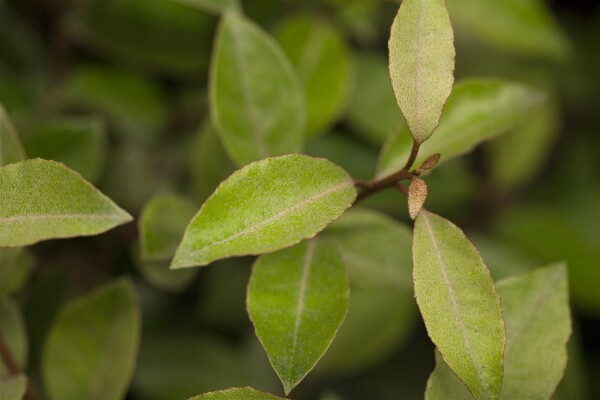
[[172, 0, 239, 14], [0, 159, 132, 247], [42, 279, 141, 400], [377, 79, 544, 178], [189, 387, 287, 400], [0, 300, 27, 376], [247, 240, 348, 394], [321, 208, 412, 290], [426, 264, 571, 400], [389, 0, 455, 143], [140, 194, 197, 261], [172, 155, 356, 269], [277, 16, 352, 136], [0, 105, 26, 167], [0, 375, 26, 400], [211, 11, 305, 165], [0, 248, 34, 298], [413, 211, 504, 400]]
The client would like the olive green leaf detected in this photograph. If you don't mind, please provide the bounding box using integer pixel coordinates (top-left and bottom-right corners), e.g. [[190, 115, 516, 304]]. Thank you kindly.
[[172, 0, 239, 14], [277, 16, 352, 137], [0, 374, 26, 400], [211, 11, 305, 165], [413, 210, 504, 400], [388, 0, 455, 143], [247, 240, 349, 394], [42, 279, 141, 400], [320, 208, 412, 290], [0, 104, 26, 167], [425, 264, 571, 400], [0, 300, 27, 376], [189, 387, 287, 400], [377, 79, 544, 178], [0, 159, 132, 247], [0, 247, 34, 299], [171, 155, 356, 269]]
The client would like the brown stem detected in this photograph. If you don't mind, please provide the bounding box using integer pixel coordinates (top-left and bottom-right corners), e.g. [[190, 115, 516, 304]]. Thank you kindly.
[[0, 331, 43, 400]]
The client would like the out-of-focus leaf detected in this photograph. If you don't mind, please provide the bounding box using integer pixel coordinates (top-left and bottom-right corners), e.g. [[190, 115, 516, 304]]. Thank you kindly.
[[413, 211, 504, 400], [321, 208, 412, 290], [316, 286, 416, 377], [189, 121, 236, 202], [0, 159, 132, 247], [329, 0, 383, 44], [319, 392, 345, 400], [211, 11, 305, 166], [0, 105, 26, 167], [469, 234, 535, 281], [133, 334, 278, 400], [377, 79, 544, 178], [42, 279, 141, 400], [426, 264, 571, 400], [0, 300, 27, 377], [487, 96, 561, 190], [172, 155, 356, 268], [64, 66, 167, 143], [172, 0, 239, 14], [70, 0, 215, 76], [247, 240, 348, 394], [0, 248, 34, 298], [140, 194, 197, 261], [447, 0, 570, 60], [22, 116, 107, 182], [552, 330, 591, 400], [346, 53, 405, 145], [0, 374, 26, 400], [277, 16, 352, 136], [189, 387, 286, 400], [389, 0, 455, 143]]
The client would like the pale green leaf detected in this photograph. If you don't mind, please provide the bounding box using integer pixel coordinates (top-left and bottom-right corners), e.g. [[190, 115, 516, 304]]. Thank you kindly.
[[0, 159, 132, 247], [426, 264, 571, 400], [22, 116, 107, 182], [316, 286, 416, 377], [132, 244, 197, 293], [277, 16, 352, 136], [247, 240, 348, 394], [0, 300, 27, 377], [42, 279, 141, 400], [389, 0, 455, 143], [189, 387, 287, 400], [172, 0, 239, 14], [321, 208, 412, 290], [171, 155, 356, 269], [0, 105, 26, 167], [413, 211, 504, 400], [447, 0, 569, 60], [0, 248, 34, 298], [140, 194, 197, 261], [377, 79, 544, 178], [0, 374, 26, 400], [346, 53, 405, 145], [211, 11, 305, 165]]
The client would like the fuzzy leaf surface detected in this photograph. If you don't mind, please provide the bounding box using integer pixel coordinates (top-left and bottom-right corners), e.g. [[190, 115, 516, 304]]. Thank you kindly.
[[211, 11, 305, 165], [42, 279, 141, 400], [0, 159, 132, 247], [189, 387, 286, 400], [413, 211, 504, 400], [388, 0, 455, 143], [247, 240, 348, 394], [172, 155, 356, 268]]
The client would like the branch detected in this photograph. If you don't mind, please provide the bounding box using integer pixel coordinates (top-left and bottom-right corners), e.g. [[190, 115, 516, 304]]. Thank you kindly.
[[0, 330, 43, 400]]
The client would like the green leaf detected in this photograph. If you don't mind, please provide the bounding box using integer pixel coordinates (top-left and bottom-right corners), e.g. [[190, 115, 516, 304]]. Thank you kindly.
[[346, 53, 405, 145], [211, 11, 305, 165], [377, 79, 544, 178], [446, 0, 569, 60], [388, 0, 455, 143], [171, 0, 239, 14], [321, 208, 412, 290], [189, 387, 287, 400], [413, 211, 504, 400], [0, 248, 34, 299], [171, 154, 356, 268], [316, 286, 416, 377], [0, 375, 26, 400], [425, 264, 571, 400], [22, 116, 107, 182], [0, 300, 27, 376], [0, 105, 26, 167], [42, 279, 141, 400], [247, 240, 349, 394], [0, 159, 132, 247], [277, 16, 352, 136], [140, 194, 197, 261]]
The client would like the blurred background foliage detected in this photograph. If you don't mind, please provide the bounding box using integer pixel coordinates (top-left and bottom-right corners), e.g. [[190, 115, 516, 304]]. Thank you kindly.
[[1, 0, 599, 399]]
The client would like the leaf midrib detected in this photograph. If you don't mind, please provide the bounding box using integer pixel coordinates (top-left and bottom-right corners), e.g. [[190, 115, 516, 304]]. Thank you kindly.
[[0, 213, 126, 223]]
